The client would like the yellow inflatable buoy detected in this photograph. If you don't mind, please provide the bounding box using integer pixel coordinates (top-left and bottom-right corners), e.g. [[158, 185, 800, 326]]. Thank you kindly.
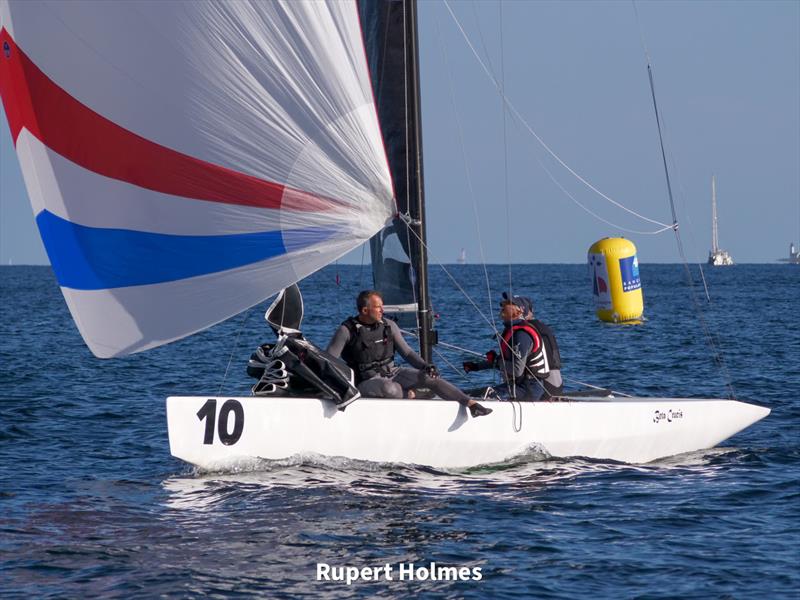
[[588, 238, 643, 323]]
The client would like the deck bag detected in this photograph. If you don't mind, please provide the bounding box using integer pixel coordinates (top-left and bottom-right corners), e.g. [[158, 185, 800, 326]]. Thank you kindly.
[[247, 337, 359, 408]]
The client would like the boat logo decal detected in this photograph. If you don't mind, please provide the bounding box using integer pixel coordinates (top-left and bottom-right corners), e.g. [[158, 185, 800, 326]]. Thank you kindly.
[[3, 41, 9, 59], [653, 409, 683, 424]]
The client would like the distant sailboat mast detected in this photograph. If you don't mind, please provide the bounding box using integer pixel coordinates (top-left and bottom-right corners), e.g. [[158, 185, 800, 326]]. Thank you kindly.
[[708, 175, 734, 266], [711, 175, 719, 254]]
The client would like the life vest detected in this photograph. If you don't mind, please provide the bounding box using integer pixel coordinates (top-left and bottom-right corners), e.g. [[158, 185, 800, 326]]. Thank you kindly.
[[341, 317, 395, 383], [500, 319, 562, 378]]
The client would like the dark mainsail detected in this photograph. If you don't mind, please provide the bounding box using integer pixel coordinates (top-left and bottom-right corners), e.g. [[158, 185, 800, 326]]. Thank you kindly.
[[357, 0, 436, 360]]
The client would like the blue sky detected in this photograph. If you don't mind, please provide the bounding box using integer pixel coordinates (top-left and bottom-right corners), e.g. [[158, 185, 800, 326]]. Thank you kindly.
[[1, 0, 798, 265]]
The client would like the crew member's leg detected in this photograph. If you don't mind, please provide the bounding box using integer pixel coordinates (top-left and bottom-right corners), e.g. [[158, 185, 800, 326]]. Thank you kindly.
[[424, 377, 471, 406], [389, 368, 429, 397], [357, 376, 403, 398], [391, 368, 474, 407], [390, 368, 492, 417]]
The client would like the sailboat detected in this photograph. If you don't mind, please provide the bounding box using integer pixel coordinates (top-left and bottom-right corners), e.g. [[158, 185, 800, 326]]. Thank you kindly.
[[0, 1, 767, 469], [788, 243, 800, 265], [708, 176, 734, 266]]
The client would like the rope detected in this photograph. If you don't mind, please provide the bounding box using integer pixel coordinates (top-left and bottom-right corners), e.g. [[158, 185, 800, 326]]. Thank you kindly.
[[563, 376, 633, 398], [498, 0, 514, 306], [401, 328, 483, 357], [441, 0, 673, 232], [217, 307, 253, 396], [662, 151, 713, 302], [358, 241, 366, 288], [399, 219, 546, 390], [334, 259, 341, 319], [535, 150, 673, 235], [433, 10, 498, 337], [398, 213, 501, 337], [510, 399, 522, 433], [432, 345, 471, 383], [633, 1, 736, 400]]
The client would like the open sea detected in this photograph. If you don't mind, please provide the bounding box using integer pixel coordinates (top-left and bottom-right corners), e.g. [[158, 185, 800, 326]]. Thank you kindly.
[[1, 263, 798, 598]]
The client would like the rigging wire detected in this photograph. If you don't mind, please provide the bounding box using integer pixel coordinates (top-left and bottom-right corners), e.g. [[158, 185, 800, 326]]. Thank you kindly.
[[441, 0, 673, 233], [401, 0, 423, 344], [433, 7, 500, 345], [536, 149, 674, 235], [401, 214, 618, 398], [562, 377, 634, 398], [497, 0, 517, 399], [358, 243, 366, 288], [665, 146, 713, 302], [674, 173, 713, 303], [217, 306, 254, 396], [404, 327, 632, 397], [498, 0, 514, 301], [334, 259, 341, 321], [465, 0, 669, 236], [432, 345, 472, 383], [398, 214, 499, 334], [632, 1, 736, 399]]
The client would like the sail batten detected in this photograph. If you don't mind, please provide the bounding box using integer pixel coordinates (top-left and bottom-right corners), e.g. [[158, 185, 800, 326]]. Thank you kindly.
[[1, 1, 393, 357]]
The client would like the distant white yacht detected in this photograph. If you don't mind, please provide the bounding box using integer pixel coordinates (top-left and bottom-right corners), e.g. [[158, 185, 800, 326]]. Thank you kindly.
[[786, 243, 799, 265], [457, 248, 466, 265], [708, 175, 734, 266]]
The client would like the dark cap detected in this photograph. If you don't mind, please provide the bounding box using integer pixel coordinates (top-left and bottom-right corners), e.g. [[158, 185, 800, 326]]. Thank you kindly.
[[501, 292, 533, 315]]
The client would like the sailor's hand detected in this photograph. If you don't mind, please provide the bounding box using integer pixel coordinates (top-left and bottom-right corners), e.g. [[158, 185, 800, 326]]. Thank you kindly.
[[463, 361, 481, 373], [485, 350, 497, 365], [424, 364, 440, 379]]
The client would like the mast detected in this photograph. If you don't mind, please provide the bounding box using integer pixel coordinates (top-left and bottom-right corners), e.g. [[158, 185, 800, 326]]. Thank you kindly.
[[358, 0, 434, 360], [405, 0, 435, 362], [711, 175, 719, 253]]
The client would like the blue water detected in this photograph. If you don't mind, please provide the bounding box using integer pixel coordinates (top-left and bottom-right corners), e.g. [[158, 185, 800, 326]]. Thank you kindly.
[[1, 264, 798, 598]]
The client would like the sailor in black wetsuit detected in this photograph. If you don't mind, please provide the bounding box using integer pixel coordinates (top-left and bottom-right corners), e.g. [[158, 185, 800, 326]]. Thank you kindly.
[[327, 290, 492, 417], [464, 293, 563, 400]]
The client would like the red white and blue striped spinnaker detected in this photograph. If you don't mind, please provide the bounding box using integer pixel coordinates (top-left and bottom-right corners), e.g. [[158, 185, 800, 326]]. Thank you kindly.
[[0, 1, 393, 357]]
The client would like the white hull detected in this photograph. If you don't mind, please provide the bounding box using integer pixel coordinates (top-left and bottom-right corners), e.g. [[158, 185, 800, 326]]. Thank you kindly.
[[708, 250, 734, 266], [166, 396, 769, 470]]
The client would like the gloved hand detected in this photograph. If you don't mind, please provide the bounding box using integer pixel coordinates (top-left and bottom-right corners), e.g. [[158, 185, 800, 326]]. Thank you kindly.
[[424, 363, 440, 379], [463, 361, 481, 373], [485, 350, 497, 365]]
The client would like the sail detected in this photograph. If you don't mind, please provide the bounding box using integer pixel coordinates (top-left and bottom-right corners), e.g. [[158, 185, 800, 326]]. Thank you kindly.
[[0, 1, 394, 358], [357, 0, 418, 321]]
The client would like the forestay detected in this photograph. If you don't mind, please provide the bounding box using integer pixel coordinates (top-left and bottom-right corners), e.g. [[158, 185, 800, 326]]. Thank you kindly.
[[0, 0, 393, 358]]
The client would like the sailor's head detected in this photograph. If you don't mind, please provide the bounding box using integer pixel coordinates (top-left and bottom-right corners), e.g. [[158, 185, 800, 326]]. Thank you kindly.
[[500, 292, 533, 321], [357, 290, 384, 323]]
